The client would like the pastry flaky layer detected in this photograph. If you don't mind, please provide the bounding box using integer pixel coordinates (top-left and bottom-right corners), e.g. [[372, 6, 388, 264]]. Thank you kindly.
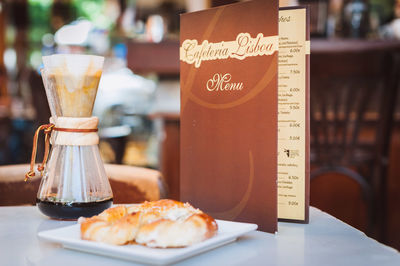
[[78, 199, 218, 248]]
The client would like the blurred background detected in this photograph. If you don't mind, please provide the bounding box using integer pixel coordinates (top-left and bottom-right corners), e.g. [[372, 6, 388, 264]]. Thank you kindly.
[[0, 0, 399, 251]]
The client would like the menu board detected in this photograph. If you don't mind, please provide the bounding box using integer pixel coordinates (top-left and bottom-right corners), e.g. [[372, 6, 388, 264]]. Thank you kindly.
[[180, 0, 279, 233], [277, 7, 310, 223]]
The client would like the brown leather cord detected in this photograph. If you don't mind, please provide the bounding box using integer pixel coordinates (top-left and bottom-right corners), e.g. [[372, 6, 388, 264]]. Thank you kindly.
[[25, 124, 54, 181], [24, 123, 98, 181], [53, 127, 98, 133]]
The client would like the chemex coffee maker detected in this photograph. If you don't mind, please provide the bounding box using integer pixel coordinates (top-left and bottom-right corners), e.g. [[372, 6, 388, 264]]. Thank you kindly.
[[25, 54, 113, 219]]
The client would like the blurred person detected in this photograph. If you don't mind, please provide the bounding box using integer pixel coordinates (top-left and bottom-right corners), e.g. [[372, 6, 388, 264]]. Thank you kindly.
[[380, 0, 400, 39]]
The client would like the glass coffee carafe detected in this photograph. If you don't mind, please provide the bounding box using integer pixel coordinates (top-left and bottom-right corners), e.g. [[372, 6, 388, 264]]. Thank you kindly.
[[28, 54, 113, 219]]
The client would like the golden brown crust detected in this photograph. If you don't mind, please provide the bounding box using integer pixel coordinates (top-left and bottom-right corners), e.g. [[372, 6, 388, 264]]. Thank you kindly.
[[98, 205, 127, 222], [79, 206, 140, 245], [79, 199, 218, 247], [196, 213, 218, 239]]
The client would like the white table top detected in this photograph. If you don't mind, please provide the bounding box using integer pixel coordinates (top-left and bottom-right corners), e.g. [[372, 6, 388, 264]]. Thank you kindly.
[[0, 206, 398, 266]]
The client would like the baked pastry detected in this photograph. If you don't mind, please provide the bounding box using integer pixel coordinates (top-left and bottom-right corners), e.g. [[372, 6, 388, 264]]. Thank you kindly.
[[79, 205, 140, 245], [79, 199, 218, 248]]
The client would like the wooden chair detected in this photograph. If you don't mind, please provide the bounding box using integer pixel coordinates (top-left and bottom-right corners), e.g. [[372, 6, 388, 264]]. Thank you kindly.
[[310, 40, 400, 241], [0, 116, 11, 165], [0, 164, 167, 206]]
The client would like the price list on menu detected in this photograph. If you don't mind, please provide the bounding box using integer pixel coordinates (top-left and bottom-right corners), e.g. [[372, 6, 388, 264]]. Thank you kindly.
[[277, 7, 309, 222]]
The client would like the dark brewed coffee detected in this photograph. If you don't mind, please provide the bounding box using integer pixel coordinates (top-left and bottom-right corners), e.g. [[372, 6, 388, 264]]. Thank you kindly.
[[36, 198, 113, 220]]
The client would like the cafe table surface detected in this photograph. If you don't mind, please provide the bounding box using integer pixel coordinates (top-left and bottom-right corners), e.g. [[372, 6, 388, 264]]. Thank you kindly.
[[0, 206, 399, 266]]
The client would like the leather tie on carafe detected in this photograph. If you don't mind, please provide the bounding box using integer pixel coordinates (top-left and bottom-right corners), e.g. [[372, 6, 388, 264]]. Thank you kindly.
[[24, 120, 98, 181]]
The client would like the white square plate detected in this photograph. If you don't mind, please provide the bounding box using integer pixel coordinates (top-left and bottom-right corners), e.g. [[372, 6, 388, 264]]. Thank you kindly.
[[38, 219, 257, 265]]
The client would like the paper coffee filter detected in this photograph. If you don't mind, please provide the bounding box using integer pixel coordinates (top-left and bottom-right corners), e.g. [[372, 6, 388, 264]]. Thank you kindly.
[[42, 54, 104, 76], [42, 54, 104, 117]]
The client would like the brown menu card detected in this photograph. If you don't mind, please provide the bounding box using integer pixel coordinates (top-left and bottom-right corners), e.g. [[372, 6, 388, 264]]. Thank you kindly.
[[180, 0, 279, 233]]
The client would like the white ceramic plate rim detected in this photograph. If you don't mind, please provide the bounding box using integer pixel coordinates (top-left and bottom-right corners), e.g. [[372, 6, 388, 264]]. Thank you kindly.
[[38, 219, 257, 265]]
